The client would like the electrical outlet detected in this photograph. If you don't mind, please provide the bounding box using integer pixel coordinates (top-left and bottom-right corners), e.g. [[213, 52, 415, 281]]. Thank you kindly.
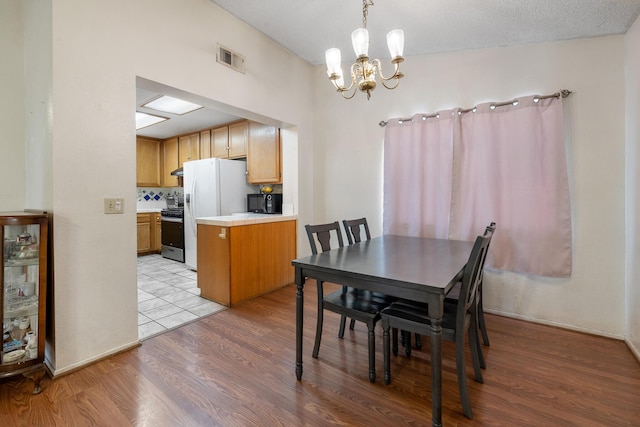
[[104, 198, 124, 214]]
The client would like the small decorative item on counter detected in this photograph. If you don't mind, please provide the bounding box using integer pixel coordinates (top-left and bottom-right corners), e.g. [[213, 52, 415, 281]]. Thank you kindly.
[[260, 185, 273, 194]]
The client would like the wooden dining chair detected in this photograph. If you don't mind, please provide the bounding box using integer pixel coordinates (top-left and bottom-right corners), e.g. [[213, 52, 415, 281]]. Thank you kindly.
[[341, 217, 372, 331], [343, 217, 422, 353], [445, 222, 496, 368], [342, 217, 371, 244], [381, 229, 492, 419], [305, 221, 392, 382]]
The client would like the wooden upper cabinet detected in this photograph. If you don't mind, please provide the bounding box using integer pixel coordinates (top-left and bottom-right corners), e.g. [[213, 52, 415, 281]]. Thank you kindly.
[[162, 137, 179, 187], [136, 137, 162, 187], [228, 121, 248, 159], [212, 121, 247, 159], [199, 130, 212, 159], [179, 133, 200, 166], [212, 126, 230, 158], [247, 121, 281, 184]]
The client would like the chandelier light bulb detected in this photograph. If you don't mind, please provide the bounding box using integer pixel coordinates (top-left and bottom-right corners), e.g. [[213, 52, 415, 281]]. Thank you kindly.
[[351, 28, 370, 58], [386, 29, 404, 60], [325, 48, 343, 77]]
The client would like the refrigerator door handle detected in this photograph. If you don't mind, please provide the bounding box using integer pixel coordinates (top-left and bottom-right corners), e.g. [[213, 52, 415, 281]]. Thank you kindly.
[[191, 174, 198, 236]]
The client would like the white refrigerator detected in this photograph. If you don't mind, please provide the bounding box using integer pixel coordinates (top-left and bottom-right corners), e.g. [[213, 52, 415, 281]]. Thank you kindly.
[[183, 158, 254, 270]]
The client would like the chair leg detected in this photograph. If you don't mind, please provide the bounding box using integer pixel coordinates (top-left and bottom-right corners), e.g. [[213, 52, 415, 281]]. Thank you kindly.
[[476, 328, 486, 370], [473, 304, 486, 369], [392, 328, 399, 356], [479, 312, 490, 346], [478, 283, 490, 346], [338, 315, 347, 339], [383, 321, 391, 384], [367, 322, 376, 383], [415, 333, 422, 350], [469, 320, 484, 383], [456, 334, 473, 419], [349, 318, 356, 330], [312, 282, 324, 358], [404, 331, 412, 357]]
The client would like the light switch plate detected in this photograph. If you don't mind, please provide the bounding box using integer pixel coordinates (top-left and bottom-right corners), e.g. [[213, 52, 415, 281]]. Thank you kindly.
[[104, 198, 124, 214]]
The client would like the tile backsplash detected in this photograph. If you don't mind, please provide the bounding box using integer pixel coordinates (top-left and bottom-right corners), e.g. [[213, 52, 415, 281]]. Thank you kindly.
[[136, 187, 184, 210]]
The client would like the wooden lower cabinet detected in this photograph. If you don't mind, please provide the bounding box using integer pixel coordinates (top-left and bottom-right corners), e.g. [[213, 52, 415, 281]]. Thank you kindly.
[[153, 213, 162, 252], [137, 214, 152, 254], [197, 220, 296, 306], [137, 213, 162, 255]]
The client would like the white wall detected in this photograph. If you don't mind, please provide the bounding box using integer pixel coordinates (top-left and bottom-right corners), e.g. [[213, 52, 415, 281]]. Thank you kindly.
[[312, 37, 627, 337], [43, 0, 313, 373], [625, 16, 640, 358], [0, 0, 26, 211], [23, 0, 53, 211]]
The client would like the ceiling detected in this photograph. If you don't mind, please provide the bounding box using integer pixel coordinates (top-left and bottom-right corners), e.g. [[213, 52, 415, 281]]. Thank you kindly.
[[137, 0, 640, 139], [210, 0, 640, 65]]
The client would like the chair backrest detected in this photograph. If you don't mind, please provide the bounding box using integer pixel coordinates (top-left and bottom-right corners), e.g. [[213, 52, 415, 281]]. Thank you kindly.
[[485, 222, 496, 244], [342, 218, 371, 245], [305, 221, 344, 254], [457, 229, 493, 326], [480, 221, 496, 279]]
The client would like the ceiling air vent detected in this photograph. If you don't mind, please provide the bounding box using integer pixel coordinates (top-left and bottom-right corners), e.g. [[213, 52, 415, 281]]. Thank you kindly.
[[217, 44, 245, 74]]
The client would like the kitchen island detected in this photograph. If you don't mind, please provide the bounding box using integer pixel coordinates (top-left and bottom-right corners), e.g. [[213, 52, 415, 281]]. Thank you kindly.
[[196, 213, 297, 306]]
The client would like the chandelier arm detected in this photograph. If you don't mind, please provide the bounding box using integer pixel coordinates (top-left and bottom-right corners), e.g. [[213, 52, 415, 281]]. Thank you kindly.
[[340, 87, 358, 99], [372, 58, 403, 82], [331, 76, 356, 93], [380, 77, 401, 90]]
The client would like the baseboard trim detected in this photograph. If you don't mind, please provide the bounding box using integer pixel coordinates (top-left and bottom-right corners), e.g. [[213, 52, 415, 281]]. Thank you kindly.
[[46, 340, 141, 378], [625, 338, 640, 364], [484, 308, 625, 340]]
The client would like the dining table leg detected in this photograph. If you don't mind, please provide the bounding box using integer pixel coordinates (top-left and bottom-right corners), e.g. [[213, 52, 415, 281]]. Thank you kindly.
[[428, 294, 444, 427], [295, 268, 304, 380]]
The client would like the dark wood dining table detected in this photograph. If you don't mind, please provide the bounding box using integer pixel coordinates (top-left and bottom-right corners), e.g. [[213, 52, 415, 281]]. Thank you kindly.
[[291, 234, 475, 427]]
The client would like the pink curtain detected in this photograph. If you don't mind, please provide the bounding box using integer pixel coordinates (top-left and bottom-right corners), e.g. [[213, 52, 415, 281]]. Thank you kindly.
[[383, 95, 572, 278], [383, 112, 454, 238]]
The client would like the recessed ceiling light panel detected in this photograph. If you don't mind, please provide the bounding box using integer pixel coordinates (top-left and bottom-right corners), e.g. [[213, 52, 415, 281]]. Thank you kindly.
[[136, 112, 169, 130], [142, 95, 203, 115]]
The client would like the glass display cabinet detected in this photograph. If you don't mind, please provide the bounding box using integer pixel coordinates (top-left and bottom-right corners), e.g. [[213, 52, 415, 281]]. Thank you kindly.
[[1, 212, 48, 394]]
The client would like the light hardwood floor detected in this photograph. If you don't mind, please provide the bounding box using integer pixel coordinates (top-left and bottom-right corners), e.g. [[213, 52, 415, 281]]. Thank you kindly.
[[1, 282, 639, 426]]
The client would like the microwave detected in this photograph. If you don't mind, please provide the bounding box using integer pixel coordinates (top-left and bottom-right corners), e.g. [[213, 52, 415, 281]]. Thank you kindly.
[[247, 193, 283, 214]]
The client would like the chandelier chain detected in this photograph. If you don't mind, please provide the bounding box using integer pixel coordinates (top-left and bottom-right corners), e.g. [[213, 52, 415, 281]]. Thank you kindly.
[[362, 0, 373, 28]]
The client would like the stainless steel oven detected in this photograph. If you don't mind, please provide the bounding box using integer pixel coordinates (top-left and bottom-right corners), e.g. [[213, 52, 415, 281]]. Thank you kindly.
[[160, 208, 184, 262]]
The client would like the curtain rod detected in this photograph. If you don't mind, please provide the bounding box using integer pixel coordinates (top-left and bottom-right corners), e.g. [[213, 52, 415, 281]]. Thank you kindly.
[[378, 89, 572, 127]]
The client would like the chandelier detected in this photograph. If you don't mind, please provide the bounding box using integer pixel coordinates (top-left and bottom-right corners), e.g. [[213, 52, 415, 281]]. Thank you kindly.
[[325, 0, 405, 100]]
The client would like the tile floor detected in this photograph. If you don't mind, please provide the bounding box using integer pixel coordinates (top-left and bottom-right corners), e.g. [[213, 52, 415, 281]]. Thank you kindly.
[[137, 254, 227, 340]]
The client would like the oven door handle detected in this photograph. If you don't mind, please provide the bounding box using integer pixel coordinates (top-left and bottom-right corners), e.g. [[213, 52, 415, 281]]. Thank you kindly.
[[161, 216, 183, 223]]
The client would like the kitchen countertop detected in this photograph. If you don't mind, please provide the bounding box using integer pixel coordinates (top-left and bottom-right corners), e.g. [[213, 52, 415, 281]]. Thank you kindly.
[[137, 208, 163, 213], [196, 213, 297, 227]]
